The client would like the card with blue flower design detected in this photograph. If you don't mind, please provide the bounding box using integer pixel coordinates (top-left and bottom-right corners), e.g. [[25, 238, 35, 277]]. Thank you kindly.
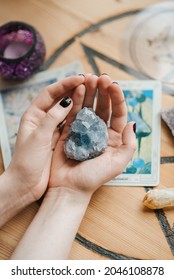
[[105, 80, 161, 186]]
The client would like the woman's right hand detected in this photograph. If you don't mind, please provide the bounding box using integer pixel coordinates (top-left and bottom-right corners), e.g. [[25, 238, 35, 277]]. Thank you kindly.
[[49, 74, 137, 196]]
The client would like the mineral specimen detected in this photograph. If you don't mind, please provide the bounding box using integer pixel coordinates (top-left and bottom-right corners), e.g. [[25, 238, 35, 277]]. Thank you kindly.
[[143, 188, 174, 209], [64, 107, 108, 161], [161, 107, 174, 136]]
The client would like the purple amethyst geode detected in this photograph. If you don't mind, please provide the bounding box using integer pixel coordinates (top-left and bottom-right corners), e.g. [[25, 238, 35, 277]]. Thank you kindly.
[[0, 21, 46, 80], [64, 107, 108, 161]]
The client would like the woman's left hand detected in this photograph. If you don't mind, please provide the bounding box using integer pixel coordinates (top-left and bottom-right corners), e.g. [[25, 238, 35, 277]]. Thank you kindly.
[[6, 75, 85, 201]]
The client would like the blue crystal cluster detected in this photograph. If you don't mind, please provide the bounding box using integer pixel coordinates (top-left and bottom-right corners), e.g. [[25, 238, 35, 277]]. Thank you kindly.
[[64, 107, 108, 161]]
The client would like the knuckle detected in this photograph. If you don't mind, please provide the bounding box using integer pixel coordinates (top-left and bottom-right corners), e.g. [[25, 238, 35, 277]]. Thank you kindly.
[[131, 141, 138, 152], [44, 86, 51, 96], [47, 109, 56, 120], [20, 110, 31, 123], [47, 107, 64, 124]]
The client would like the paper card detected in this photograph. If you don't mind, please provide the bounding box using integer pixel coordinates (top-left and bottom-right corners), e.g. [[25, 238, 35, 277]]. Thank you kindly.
[[105, 80, 161, 186]]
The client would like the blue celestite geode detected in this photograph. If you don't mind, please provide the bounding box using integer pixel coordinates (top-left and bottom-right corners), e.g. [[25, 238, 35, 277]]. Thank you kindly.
[[64, 107, 108, 161]]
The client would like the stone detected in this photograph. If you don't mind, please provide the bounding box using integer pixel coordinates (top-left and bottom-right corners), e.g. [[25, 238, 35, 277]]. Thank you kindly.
[[64, 107, 108, 161], [161, 107, 174, 136]]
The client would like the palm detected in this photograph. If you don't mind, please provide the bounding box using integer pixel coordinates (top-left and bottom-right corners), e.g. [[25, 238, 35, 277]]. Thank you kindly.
[[49, 75, 136, 194], [49, 128, 118, 191]]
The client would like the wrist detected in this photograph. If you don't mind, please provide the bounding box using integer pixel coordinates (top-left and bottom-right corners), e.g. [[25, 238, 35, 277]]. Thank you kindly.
[[44, 186, 92, 209], [11, 186, 92, 260], [7, 167, 35, 201], [0, 169, 35, 226], [6, 165, 37, 202]]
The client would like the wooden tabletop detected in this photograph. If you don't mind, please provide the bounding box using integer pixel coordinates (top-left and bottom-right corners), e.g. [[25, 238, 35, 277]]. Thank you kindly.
[[0, 0, 174, 260]]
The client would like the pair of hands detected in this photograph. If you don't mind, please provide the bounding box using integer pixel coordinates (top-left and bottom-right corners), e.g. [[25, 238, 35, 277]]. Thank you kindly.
[[6, 74, 137, 203]]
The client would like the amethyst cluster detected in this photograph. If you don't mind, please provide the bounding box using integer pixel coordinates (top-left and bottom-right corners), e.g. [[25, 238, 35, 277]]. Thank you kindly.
[[0, 21, 46, 80]]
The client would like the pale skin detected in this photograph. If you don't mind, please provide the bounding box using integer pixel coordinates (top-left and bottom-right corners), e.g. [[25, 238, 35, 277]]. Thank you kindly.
[[0, 75, 85, 226], [0, 74, 137, 259]]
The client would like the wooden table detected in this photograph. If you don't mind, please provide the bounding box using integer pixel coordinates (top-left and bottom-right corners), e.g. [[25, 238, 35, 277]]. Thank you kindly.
[[0, 0, 174, 260]]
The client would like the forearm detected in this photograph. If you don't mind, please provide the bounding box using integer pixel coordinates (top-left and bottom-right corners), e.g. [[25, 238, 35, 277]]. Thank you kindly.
[[10, 187, 91, 260], [0, 171, 34, 227]]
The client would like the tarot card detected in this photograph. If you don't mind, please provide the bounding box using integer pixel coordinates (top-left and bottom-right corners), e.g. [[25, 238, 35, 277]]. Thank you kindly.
[[105, 80, 161, 186], [0, 60, 84, 168]]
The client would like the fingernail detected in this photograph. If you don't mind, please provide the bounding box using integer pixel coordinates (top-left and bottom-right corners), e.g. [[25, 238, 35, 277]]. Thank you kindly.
[[78, 74, 85, 77], [133, 123, 136, 133], [101, 73, 108, 76], [59, 96, 72, 108], [112, 81, 119, 85]]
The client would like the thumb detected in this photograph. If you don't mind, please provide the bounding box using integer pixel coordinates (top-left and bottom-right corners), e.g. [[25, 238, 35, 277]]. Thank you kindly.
[[122, 121, 137, 150], [38, 96, 73, 136], [117, 122, 137, 168]]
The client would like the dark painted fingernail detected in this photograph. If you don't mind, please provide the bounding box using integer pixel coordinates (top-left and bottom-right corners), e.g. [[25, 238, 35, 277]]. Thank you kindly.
[[112, 81, 119, 85], [78, 74, 85, 77], [101, 73, 108, 76], [133, 123, 136, 134], [59, 96, 72, 108]]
